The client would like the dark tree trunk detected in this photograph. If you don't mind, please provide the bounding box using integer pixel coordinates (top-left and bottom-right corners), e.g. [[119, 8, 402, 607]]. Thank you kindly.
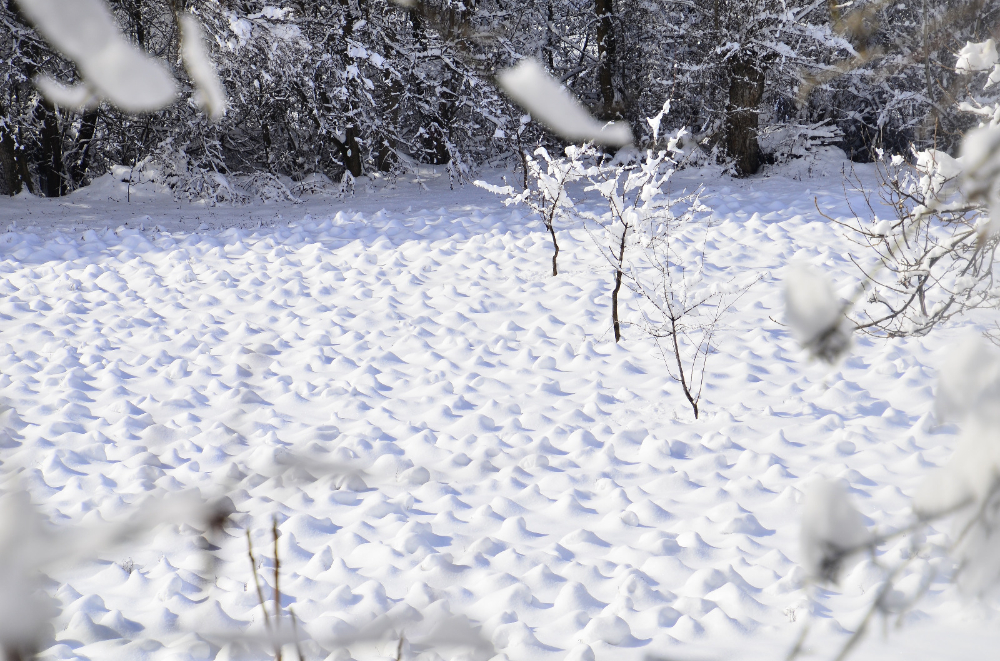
[[332, 0, 364, 177], [343, 125, 363, 177], [70, 111, 99, 188], [329, 124, 364, 178], [595, 0, 618, 119], [36, 99, 64, 197], [425, 74, 454, 165], [612, 223, 628, 342], [725, 54, 765, 177], [544, 1, 555, 71], [410, 8, 454, 165], [0, 117, 23, 196]]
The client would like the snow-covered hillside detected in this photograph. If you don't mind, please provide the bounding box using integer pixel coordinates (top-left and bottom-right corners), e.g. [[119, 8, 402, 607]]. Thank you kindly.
[[1, 159, 999, 661]]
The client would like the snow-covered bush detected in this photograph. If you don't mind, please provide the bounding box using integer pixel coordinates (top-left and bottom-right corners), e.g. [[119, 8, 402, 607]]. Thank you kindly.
[[824, 37, 1000, 340], [759, 120, 843, 165], [475, 146, 584, 276], [575, 111, 755, 418], [834, 151, 999, 338]]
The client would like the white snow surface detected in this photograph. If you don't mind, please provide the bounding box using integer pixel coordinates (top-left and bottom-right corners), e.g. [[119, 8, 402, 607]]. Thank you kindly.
[[3, 156, 1000, 661]]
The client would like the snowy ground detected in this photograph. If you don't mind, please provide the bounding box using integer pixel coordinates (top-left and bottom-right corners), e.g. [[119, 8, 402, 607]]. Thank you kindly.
[[1, 155, 1000, 661]]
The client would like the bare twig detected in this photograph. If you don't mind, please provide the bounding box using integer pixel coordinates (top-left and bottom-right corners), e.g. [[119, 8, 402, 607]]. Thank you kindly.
[[290, 607, 305, 661], [247, 527, 279, 661], [273, 516, 282, 635]]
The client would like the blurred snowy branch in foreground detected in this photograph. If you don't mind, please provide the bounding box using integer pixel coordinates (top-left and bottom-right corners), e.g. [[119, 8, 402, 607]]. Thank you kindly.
[[14, 0, 225, 119], [785, 39, 1000, 661], [789, 339, 1000, 661], [496, 59, 632, 147], [0, 486, 232, 660]]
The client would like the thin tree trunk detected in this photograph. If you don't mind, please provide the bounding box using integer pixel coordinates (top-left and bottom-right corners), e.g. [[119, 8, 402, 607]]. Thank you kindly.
[[612, 224, 627, 342], [0, 116, 23, 196], [70, 111, 99, 188], [36, 98, 64, 197], [670, 314, 698, 418], [726, 54, 765, 177], [920, 0, 937, 146], [595, 0, 618, 119], [332, 0, 364, 177], [547, 221, 559, 276], [544, 1, 555, 70]]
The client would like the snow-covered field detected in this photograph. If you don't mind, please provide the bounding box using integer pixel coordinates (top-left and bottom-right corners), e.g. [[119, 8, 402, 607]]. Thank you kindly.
[[2, 157, 999, 661]]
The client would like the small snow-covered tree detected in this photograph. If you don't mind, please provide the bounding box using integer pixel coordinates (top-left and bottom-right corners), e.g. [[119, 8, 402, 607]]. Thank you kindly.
[[475, 146, 584, 276]]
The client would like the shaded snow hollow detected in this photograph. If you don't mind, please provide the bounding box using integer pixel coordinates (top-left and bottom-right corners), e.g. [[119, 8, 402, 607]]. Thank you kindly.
[[2, 159, 1000, 661]]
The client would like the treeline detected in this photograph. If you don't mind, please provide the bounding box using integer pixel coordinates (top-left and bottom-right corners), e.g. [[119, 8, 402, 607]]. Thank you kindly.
[[1, 0, 996, 197]]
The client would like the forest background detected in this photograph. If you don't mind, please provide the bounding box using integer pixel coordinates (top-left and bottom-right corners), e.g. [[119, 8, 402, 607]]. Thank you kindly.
[[3, 0, 997, 199]]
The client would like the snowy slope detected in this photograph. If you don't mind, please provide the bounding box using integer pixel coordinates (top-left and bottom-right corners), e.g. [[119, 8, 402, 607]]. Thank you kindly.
[[1, 157, 999, 661]]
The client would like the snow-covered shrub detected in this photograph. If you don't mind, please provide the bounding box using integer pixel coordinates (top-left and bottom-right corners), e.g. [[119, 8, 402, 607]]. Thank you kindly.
[[238, 172, 298, 204], [576, 110, 755, 418], [834, 151, 999, 338], [825, 38, 1000, 340], [759, 120, 843, 165], [130, 139, 307, 205], [136, 140, 248, 205], [475, 146, 584, 276]]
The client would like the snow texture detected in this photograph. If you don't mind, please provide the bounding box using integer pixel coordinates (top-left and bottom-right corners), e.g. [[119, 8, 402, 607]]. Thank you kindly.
[[497, 59, 633, 147], [956, 39, 999, 73], [1, 157, 1000, 659], [15, 0, 177, 112]]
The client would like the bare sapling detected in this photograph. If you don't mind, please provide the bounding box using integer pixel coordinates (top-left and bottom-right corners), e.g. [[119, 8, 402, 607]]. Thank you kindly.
[[575, 107, 753, 418], [633, 235, 756, 419], [577, 150, 666, 342], [576, 104, 688, 342], [804, 39, 1000, 345], [474, 146, 583, 276]]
